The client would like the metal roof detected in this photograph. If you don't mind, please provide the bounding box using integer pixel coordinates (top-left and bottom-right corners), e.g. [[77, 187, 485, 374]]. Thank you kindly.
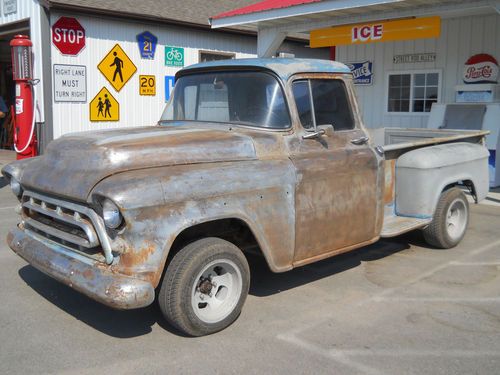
[[178, 58, 351, 81], [43, 0, 266, 33], [212, 0, 322, 20], [210, 0, 495, 31]]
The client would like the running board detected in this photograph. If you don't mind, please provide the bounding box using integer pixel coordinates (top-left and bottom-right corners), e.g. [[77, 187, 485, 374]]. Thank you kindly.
[[381, 215, 432, 238]]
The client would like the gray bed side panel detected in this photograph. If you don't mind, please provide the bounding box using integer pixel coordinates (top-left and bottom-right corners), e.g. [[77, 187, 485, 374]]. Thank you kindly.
[[395, 143, 489, 218]]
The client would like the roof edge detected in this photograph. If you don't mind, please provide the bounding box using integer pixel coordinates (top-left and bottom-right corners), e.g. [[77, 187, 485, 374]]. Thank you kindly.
[[42, 1, 309, 42]]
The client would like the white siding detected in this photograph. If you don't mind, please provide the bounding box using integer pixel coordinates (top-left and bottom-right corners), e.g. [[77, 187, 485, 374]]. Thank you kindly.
[[337, 14, 500, 129], [0, 0, 45, 121], [50, 12, 258, 138]]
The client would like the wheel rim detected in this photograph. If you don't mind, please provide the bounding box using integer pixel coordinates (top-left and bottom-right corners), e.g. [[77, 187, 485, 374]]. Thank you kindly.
[[191, 259, 243, 324], [445, 198, 467, 241]]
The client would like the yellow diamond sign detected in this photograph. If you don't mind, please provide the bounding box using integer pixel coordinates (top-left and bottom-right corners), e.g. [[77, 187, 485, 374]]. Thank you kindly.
[[90, 87, 119, 122], [98, 44, 137, 91]]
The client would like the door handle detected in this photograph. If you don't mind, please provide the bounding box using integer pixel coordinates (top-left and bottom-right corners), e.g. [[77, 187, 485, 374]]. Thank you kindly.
[[351, 136, 369, 145]]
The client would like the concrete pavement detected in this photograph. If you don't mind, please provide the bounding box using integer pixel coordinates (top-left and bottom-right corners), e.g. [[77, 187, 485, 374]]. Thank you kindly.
[[0, 160, 499, 374]]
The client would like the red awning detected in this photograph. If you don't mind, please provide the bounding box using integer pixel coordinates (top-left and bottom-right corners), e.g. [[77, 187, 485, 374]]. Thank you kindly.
[[212, 0, 323, 20]]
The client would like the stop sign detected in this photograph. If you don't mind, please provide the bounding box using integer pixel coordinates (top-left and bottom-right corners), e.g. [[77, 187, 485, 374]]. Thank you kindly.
[[52, 17, 85, 55]]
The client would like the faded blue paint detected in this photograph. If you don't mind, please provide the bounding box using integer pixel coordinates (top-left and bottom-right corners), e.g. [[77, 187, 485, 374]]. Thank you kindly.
[[178, 58, 351, 81]]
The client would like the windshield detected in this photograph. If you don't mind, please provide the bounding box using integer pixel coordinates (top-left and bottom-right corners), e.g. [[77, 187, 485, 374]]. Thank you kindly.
[[160, 71, 291, 129]]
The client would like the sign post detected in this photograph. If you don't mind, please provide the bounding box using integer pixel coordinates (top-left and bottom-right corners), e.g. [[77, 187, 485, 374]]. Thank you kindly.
[[52, 17, 86, 55]]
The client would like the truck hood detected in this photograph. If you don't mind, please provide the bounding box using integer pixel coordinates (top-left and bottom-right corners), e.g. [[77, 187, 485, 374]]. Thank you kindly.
[[13, 126, 257, 201]]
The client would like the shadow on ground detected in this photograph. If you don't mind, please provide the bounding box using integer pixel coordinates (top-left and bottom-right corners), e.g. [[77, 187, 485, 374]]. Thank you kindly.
[[17, 233, 422, 338], [0, 177, 7, 189]]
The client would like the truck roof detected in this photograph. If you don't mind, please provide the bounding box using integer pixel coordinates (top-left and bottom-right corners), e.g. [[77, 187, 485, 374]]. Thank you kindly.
[[178, 58, 352, 81]]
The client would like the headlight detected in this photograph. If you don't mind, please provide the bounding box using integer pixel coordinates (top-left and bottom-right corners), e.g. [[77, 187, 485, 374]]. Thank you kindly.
[[10, 178, 22, 197], [102, 199, 123, 229]]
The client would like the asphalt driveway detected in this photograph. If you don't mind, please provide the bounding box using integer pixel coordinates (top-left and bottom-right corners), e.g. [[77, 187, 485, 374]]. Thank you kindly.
[[0, 159, 499, 374]]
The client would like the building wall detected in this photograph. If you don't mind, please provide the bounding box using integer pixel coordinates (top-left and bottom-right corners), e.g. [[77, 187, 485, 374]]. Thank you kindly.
[[336, 14, 500, 129], [50, 11, 325, 138]]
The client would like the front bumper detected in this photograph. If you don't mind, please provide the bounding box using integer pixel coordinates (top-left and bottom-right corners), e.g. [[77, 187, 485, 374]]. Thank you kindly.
[[7, 226, 155, 310]]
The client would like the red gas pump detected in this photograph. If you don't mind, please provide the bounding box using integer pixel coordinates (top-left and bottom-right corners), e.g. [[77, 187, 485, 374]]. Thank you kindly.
[[10, 34, 38, 159]]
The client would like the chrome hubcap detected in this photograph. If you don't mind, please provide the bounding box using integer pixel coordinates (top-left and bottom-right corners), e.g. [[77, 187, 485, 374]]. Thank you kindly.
[[191, 259, 242, 324], [445, 198, 467, 241]]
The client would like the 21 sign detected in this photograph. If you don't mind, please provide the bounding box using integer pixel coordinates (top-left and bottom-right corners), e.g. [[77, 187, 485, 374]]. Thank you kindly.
[[136, 31, 158, 59]]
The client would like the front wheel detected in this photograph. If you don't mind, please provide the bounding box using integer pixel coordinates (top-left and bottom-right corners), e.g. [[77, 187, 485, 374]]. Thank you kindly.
[[158, 237, 250, 336], [423, 187, 469, 249]]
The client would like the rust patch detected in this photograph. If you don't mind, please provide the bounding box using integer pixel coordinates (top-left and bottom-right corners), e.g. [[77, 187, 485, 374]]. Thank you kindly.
[[82, 268, 95, 280], [117, 240, 156, 268], [383, 159, 396, 205]]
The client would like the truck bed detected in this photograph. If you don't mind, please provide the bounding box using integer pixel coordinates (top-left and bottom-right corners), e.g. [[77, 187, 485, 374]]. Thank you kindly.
[[370, 128, 489, 238], [368, 128, 489, 155]]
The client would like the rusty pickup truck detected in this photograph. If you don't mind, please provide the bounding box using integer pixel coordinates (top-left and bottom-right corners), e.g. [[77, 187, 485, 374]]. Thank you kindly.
[[2, 59, 490, 336]]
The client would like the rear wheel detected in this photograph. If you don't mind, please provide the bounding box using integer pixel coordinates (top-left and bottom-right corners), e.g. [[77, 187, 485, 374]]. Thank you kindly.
[[158, 237, 250, 336], [423, 187, 469, 249]]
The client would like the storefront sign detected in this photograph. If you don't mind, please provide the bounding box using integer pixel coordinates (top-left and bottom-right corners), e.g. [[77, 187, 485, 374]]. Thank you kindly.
[[98, 44, 137, 91], [137, 31, 158, 59], [165, 46, 184, 67], [90, 87, 119, 122], [393, 53, 436, 64], [463, 54, 498, 84], [3, 0, 17, 15], [139, 75, 156, 96], [165, 76, 175, 102], [53, 64, 87, 102], [347, 61, 373, 85], [310, 16, 440, 48], [52, 17, 86, 56]]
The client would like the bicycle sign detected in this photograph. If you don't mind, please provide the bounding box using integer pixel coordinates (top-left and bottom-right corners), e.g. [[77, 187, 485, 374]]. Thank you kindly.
[[165, 46, 184, 67]]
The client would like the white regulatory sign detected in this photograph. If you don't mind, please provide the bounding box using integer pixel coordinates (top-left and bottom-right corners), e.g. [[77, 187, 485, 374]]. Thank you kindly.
[[53, 64, 87, 103]]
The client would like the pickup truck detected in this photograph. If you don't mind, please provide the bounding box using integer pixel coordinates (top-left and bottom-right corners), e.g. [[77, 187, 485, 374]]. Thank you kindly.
[[2, 58, 489, 336]]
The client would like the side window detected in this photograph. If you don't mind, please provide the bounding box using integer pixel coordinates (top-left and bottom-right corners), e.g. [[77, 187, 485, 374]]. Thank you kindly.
[[292, 79, 355, 131], [311, 79, 355, 131], [292, 80, 313, 129]]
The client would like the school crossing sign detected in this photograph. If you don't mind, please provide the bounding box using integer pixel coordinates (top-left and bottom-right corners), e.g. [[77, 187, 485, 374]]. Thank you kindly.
[[90, 87, 119, 122], [98, 44, 137, 91]]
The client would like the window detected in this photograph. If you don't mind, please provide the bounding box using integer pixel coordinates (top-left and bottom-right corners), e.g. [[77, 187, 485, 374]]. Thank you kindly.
[[160, 71, 291, 129], [199, 50, 235, 63], [387, 71, 440, 113], [292, 79, 355, 131]]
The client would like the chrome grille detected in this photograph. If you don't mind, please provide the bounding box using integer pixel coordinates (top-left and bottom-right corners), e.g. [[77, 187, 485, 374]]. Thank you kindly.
[[21, 191, 114, 264]]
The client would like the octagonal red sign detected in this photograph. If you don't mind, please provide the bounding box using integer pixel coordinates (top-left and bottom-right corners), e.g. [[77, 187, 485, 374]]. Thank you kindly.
[[52, 17, 86, 56]]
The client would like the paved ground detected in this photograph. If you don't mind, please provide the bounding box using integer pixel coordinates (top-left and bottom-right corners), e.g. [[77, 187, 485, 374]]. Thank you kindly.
[[0, 152, 499, 374]]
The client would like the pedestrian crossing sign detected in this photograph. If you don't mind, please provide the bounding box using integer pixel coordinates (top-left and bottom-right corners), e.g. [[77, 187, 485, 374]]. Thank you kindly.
[[89, 87, 119, 122], [98, 44, 137, 92]]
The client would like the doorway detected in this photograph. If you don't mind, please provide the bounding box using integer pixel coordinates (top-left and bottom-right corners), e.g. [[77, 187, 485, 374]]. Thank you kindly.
[[0, 19, 29, 149]]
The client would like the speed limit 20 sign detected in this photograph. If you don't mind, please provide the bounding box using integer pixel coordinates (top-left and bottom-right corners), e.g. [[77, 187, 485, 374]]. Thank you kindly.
[[139, 75, 156, 96], [52, 17, 86, 56]]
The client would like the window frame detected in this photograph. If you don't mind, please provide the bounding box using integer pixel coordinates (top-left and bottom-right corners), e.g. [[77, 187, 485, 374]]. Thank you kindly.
[[198, 50, 236, 63], [164, 69, 293, 131], [290, 75, 358, 133], [384, 69, 442, 116]]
